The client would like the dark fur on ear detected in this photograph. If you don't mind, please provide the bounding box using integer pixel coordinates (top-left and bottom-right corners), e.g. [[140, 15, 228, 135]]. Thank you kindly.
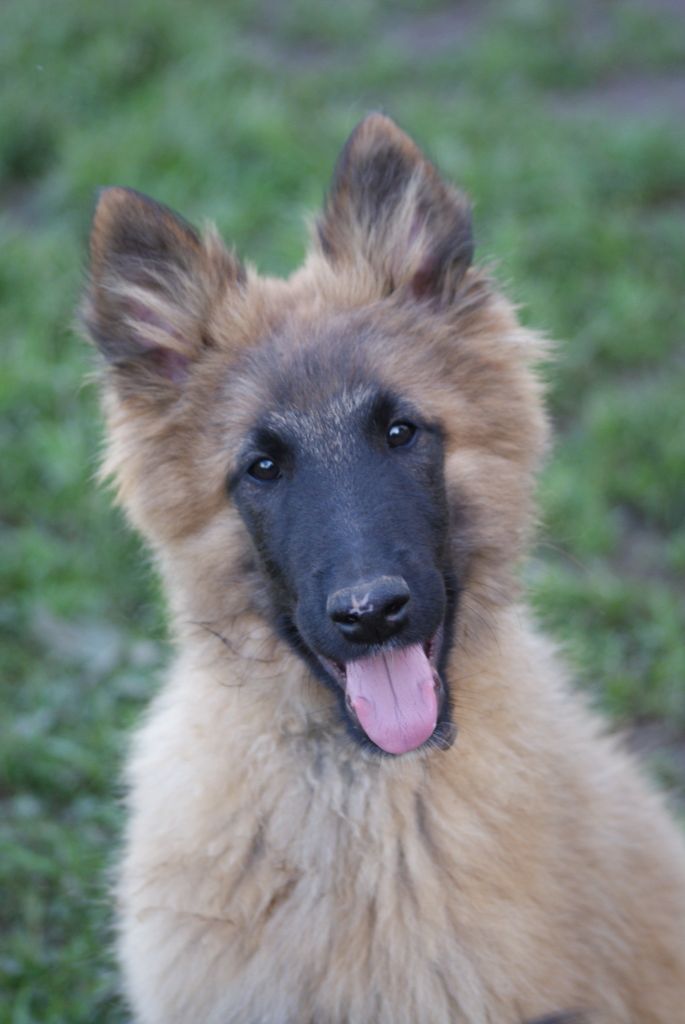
[[82, 187, 243, 386], [316, 113, 473, 304]]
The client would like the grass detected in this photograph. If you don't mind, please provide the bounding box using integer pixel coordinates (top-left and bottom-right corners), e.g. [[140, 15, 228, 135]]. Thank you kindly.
[[2, 0, 685, 1019]]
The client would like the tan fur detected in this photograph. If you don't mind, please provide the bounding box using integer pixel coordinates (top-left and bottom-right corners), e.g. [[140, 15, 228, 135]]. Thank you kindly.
[[83, 116, 685, 1023]]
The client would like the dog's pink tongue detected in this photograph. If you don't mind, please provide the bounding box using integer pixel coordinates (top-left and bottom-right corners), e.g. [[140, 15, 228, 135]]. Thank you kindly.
[[345, 644, 438, 755]]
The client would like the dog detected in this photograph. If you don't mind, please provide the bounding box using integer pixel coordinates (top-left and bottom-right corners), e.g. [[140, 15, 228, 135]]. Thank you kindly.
[[82, 114, 685, 1023]]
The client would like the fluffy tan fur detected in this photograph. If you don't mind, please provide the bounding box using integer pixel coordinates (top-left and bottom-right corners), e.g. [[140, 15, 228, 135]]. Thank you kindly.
[[83, 115, 685, 1023]]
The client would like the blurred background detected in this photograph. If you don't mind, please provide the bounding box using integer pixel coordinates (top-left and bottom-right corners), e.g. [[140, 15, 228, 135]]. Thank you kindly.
[[2, 0, 684, 1019]]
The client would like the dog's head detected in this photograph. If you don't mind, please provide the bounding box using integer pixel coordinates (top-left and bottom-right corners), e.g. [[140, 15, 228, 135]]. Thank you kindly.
[[82, 114, 548, 755]]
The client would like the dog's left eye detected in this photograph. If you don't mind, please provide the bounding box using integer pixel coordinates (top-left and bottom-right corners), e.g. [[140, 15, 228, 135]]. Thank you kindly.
[[387, 421, 417, 448], [247, 457, 281, 481]]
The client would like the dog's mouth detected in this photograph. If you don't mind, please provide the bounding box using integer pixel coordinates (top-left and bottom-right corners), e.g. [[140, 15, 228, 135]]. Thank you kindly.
[[318, 629, 445, 755]]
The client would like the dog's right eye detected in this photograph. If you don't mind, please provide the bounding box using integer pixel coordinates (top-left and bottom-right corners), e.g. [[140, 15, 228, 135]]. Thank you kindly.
[[247, 457, 281, 482], [387, 421, 417, 448]]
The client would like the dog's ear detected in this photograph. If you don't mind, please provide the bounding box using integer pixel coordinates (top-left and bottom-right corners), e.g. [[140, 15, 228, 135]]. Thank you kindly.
[[316, 114, 473, 304], [82, 187, 243, 388]]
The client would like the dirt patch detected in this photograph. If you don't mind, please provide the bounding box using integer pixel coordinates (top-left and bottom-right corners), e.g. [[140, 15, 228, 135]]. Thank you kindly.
[[627, 721, 685, 808], [644, 0, 685, 19], [240, 3, 490, 72], [551, 71, 685, 119], [384, 3, 489, 59], [2, 182, 45, 229], [612, 507, 685, 594]]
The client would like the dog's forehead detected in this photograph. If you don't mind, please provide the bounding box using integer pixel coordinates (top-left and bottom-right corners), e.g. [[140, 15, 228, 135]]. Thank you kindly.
[[222, 309, 435, 459], [262, 382, 379, 451], [241, 316, 382, 414]]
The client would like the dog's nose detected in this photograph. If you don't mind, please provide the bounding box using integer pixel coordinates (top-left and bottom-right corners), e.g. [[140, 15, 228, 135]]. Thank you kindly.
[[327, 577, 410, 644]]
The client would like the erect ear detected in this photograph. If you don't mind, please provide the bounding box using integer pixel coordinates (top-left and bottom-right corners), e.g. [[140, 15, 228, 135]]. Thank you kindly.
[[82, 187, 243, 386], [316, 114, 473, 304]]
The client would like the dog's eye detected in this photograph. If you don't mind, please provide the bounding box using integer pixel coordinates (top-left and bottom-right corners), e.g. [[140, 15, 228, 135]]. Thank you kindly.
[[387, 421, 417, 448], [247, 457, 281, 482]]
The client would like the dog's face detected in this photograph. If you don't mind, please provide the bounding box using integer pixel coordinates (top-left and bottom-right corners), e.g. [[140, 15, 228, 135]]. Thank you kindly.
[[82, 115, 548, 755], [229, 335, 455, 754]]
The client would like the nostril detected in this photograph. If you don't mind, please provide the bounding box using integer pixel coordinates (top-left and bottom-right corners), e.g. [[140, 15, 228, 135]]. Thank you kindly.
[[383, 595, 409, 620], [333, 610, 361, 626]]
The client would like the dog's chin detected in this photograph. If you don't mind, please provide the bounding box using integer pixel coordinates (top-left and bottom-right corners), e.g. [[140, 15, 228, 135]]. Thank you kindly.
[[311, 625, 453, 757]]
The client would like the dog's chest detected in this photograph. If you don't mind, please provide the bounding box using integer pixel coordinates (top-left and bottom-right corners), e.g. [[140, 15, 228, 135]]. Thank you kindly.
[[204, 751, 504, 1023]]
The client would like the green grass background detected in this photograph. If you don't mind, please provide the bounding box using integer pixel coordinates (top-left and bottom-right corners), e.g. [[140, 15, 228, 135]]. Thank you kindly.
[[2, 1, 685, 1019]]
